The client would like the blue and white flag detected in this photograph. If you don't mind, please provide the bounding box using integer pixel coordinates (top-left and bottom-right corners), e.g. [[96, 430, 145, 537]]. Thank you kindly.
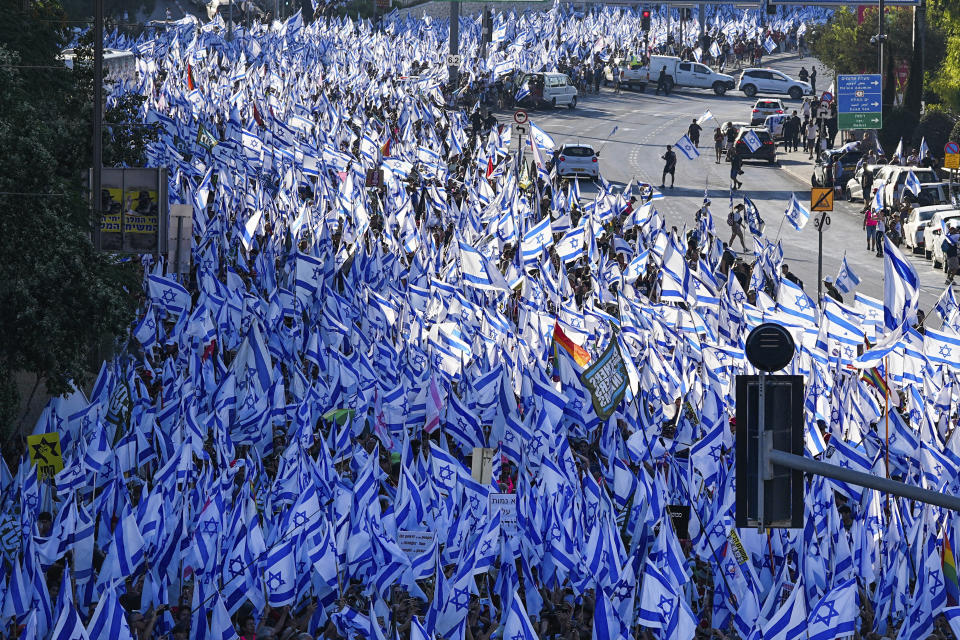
[[86, 586, 134, 640], [51, 604, 90, 640], [504, 592, 538, 640], [742, 129, 762, 153], [697, 110, 714, 126], [806, 577, 859, 640], [905, 170, 921, 197], [834, 255, 861, 294], [263, 537, 297, 607], [761, 580, 807, 640], [521, 216, 554, 263], [883, 235, 920, 332], [920, 136, 930, 160], [529, 121, 556, 151], [676, 135, 699, 160], [148, 274, 191, 317], [743, 197, 764, 235], [763, 35, 777, 53], [784, 194, 810, 231]]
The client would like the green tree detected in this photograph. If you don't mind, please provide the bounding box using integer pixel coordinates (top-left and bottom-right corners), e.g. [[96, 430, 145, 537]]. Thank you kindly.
[[0, 0, 141, 443], [912, 107, 956, 157], [809, 6, 945, 112]]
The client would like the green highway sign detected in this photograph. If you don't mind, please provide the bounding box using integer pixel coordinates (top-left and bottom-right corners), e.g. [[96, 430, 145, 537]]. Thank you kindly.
[[838, 112, 882, 130]]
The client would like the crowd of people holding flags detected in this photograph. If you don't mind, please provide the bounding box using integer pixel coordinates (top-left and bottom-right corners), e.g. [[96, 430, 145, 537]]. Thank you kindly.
[[9, 3, 960, 640]]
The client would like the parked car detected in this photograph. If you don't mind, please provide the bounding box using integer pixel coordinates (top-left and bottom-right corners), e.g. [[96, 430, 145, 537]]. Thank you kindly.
[[516, 72, 578, 109], [902, 204, 956, 254], [728, 127, 776, 164], [844, 164, 885, 201], [873, 166, 941, 209], [923, 209, 960, 264], [812, 149, 862, 188], [738, 68, 813, 99], [903, 181, 953, 208], [751, 99, 785, 125], [556, 143, 599, 178]]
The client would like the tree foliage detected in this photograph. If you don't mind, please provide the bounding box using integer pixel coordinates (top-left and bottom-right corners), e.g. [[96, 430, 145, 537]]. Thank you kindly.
[[0, 1, 141, 440], [912, 107, 956, 155]]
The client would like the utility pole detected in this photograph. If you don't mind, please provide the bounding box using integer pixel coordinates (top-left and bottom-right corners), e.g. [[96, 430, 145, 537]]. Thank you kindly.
[[228, 0, 234, 40], [92, 0, 104, 238], [448, 1, 460, 93], [814, 210, 830, 303], [878, 0, 885, 101]]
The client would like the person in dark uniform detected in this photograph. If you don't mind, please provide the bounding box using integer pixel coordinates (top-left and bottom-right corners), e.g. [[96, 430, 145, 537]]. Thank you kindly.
[[687, 119, 702, 148]]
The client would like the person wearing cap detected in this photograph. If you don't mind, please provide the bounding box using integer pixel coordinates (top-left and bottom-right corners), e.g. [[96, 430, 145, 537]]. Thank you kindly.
[[824, 276, 843, 303]]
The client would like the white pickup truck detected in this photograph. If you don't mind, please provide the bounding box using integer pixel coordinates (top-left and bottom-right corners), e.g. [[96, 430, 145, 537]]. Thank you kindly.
[[647, 56, 736, 95], [603, 58, 650, 91]]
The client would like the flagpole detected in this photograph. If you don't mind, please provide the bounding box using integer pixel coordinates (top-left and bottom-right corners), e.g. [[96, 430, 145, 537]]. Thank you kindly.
[[884, 355, 890, 514]]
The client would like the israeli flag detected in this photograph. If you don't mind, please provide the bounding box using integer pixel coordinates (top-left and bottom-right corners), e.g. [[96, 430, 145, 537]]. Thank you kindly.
[[710, 41, 721, 57], [529, 121, 556, 151], [763, 36, 777, 53], [742, 129, 762, 153], [784, 194, 810, 231], [675, 135, 700, 160], [834, 255, 861, 294], [920, 136, 930, 160], [905, 170, 921, 197], [696, 110, 714, 125], [883, 235, 920, 332]]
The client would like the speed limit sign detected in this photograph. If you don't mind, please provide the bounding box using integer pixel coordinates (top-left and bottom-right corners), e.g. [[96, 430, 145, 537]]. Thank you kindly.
[[513, 110, 528, 125]]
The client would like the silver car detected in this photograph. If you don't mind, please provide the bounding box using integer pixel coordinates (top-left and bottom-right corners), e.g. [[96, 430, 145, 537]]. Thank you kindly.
[[556, 144, 600, 178]]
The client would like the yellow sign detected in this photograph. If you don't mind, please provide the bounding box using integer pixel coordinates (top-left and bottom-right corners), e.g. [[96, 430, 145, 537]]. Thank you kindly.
[[27, 433, 64, 481], [811, 187, 834, 212], [945, 153, 959, 170]]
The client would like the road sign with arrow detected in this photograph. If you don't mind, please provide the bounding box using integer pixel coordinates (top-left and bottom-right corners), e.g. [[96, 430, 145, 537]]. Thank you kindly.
[[837, 74, 882, 130]]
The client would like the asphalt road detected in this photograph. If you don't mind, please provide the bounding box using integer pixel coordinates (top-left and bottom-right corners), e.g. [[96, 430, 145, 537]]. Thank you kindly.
[[504, 53, 949, 312]]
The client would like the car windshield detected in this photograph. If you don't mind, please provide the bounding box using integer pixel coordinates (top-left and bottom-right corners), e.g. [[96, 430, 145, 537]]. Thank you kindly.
[[920, 210, 938, 221], [563, 146, 594, 157], [917, 171, 939, 184]]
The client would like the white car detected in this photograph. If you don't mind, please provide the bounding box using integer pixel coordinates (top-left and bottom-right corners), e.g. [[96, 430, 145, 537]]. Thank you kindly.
[[923, 209, 960, 264], [902, 205, 956, 254], [844, 164, 885, 202], [556, 144, 599, 178], [873, 166, 941, 209], [738, 68, 813, 100], [751, 99, 785, 125], [763, 114, 786, 139]]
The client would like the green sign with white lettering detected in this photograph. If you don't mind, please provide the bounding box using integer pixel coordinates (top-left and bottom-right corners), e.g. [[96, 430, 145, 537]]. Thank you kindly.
[[838, 112, 882, 130]]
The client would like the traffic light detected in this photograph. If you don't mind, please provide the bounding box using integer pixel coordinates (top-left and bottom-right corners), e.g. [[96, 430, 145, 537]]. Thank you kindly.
[[641, 9, 650, 31], [735, 324, 805, 530]]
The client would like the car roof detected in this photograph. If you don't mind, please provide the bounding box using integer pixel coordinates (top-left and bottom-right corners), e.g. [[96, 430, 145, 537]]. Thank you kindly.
[[930, 209, 960, 220], [913, 204, 956, 213], [560, 143, 595, 150]]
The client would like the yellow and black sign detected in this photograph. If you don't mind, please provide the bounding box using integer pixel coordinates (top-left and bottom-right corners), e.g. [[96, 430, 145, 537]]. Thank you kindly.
[[27, 432, 64, 481], [945, 153, 959, 170], [811, 187, 834, 212]]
